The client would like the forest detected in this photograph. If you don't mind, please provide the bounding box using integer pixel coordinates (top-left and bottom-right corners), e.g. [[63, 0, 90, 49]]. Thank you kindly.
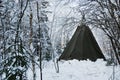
[[0, 0, 120, 80]]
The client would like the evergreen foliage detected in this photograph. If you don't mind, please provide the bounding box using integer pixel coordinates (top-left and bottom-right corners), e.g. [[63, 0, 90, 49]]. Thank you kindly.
[[0, 39, 29, 80]]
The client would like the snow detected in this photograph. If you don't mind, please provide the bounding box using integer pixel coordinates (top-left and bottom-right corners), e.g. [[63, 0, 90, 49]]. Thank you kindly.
[[27, 59, 120, 80]]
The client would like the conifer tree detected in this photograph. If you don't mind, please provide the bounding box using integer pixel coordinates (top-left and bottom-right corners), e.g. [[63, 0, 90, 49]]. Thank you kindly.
[[0, 0, 29, 79]]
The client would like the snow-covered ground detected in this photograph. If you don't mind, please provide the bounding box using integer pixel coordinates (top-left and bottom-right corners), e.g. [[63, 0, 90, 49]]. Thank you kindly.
[[27, 59, 120, 80]]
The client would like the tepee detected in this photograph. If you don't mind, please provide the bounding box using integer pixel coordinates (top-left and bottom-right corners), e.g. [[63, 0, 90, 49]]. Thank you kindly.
[[59, 24, 105, 61]]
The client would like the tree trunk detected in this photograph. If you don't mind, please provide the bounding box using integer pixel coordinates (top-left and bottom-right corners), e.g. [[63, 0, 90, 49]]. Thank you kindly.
[[109, 37, 120, 65], [29, 2, 36, 80], [36, 2, 43, 80]]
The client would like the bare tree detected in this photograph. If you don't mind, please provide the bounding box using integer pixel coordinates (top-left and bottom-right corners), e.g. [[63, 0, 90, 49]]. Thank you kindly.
[[87, 0, 120, 64]]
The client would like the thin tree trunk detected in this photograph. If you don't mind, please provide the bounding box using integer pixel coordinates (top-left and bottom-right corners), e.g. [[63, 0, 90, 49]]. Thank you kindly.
[[36, 2, 43, 80], [1, 18, 5, 80], [109, 37, 120, 65], [1, 19, 6, 59], [29, 2, 36, 80], [56, 59, 59, 73]]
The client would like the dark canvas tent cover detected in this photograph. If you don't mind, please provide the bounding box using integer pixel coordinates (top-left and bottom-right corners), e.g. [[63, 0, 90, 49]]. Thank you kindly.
[[59, 24, 105, 61]]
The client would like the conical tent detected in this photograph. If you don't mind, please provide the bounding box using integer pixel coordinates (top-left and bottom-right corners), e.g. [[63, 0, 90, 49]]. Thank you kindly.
[[59, 24, 105, 61]]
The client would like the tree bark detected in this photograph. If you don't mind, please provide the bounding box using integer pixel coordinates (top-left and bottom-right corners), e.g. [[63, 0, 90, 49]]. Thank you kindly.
[[36, 2, 43, 80], [29, 2, 36, 80]]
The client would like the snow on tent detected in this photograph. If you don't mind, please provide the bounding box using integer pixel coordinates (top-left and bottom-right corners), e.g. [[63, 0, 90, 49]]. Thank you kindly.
[[59, 24, 105, 61]]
